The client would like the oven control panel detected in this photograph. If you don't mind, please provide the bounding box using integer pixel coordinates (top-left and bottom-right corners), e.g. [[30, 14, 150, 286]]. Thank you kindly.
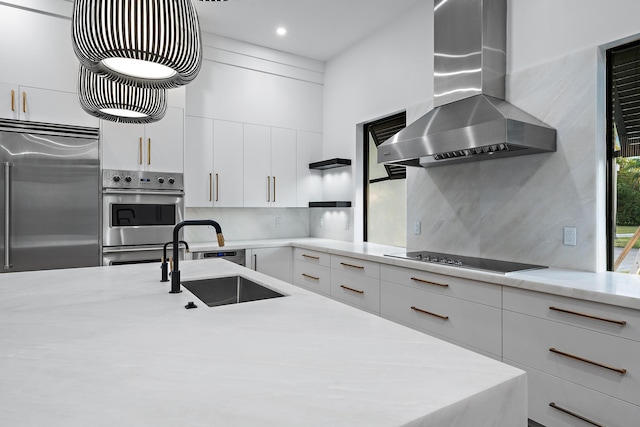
[[102, 169, 184, 191]]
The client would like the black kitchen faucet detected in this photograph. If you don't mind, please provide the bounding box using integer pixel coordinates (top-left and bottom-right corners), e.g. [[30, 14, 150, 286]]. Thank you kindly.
[[160, 240, 189, 282], [170, 220, 225, 293]]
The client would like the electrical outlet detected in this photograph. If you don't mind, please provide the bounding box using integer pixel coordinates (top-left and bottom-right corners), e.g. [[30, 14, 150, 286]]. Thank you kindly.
[[345, 217, 349, 230], [563, 226, 577, 246], [413, 221, 421, 235], [320, 217, 324, 227], [275, 217, 282, 228]]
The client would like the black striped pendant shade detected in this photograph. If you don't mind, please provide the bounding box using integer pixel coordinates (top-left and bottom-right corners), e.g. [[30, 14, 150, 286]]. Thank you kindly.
[[71, 0, 202, 89], [78, 65, 167, 124]]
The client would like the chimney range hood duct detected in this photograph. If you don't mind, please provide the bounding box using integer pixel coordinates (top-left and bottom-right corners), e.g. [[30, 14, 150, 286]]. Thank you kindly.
[[378, 0, 556, 168]]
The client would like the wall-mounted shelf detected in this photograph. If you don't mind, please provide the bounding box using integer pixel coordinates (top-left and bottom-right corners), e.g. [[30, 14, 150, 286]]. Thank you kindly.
[[309, 201, 352, 208], [309, 158, 351, 170]]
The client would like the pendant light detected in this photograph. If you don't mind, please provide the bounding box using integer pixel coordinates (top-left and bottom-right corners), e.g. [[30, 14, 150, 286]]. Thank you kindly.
[[71, 0, 202, 89], [77, 65, 167, 124]]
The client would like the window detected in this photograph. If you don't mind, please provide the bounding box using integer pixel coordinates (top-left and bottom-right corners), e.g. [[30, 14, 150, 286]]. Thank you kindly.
[[363, 112, 407, 247], [607, 39, 640, 272]]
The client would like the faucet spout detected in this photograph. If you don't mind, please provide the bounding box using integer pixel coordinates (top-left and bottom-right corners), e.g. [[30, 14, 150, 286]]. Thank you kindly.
[[170, 220, 225, 293]]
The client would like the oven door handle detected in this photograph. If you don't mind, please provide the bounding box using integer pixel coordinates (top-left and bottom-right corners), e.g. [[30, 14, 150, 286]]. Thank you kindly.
[[102, 189, 184, 197]]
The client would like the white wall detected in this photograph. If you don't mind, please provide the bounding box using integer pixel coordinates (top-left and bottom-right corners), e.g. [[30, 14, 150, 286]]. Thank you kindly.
[[321, 0, 433, 240], [508, 0, 640, 72], [321, 0, 640, 271]]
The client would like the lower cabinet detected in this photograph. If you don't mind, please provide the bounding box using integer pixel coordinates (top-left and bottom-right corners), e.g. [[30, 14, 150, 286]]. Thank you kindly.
[[380, 264, 502, 358], [247, 247, 292, 284], [508, 361, 640, 427], [503, 287, 640, 426]]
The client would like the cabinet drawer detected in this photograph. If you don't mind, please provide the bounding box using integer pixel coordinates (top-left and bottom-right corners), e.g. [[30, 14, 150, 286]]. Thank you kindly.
[[293, 261, 330, 296], [380, 264, 501, 308], [507, 361, 640, 427], [294, 248, 330, 267], [381, 281, 502, 356], [330, 270, 380, 314], [331, 255, 379, 279], [503, 310, 640, 406], [504, 287, 640, 342]]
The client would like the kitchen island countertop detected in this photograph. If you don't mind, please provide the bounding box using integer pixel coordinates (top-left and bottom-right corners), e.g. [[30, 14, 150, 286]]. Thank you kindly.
[[0, 260, 526, 426]]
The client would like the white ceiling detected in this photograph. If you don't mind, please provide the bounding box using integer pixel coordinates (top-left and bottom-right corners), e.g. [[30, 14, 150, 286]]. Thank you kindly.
[[193, 0, 423, 62]]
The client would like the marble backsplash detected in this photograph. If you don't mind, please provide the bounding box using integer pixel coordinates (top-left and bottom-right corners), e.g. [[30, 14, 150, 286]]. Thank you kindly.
[[185, 207, 310, 243], [406, 47, 600, 271]]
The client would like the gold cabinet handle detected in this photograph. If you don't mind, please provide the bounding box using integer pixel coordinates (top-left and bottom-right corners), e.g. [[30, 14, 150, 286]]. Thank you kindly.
[[549, 306, 627, 326], [302, 273, 319, 280], [411, 306, 449, 320], [267, 176, 270, 202], [340, 262, 364, 269], [340, 285, 364, 294], [273, 176, 276, 202], [549, 403, 605, 427], [302, 254, 320, 260], [215, 173, 219, 202], [139, 137, 143, 165], [549, 348, 626, 374], [209, 173, 212, 202], [10, 90, 15, 112], [22, 91, 26, 113], [410, 277, 449, 287], [147, 138, 151, 165]]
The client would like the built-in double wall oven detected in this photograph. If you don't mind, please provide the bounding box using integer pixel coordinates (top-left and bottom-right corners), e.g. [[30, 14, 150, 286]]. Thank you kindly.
[[102, 169, 185, 266]]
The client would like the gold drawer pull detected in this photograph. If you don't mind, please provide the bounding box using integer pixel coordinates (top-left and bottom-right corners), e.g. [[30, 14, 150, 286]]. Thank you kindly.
[[302, 273, 319, 280], [549, 402, 605, 427], [215, 173, 219, 202], [302, 254, 320, 260], [340, 262, 364, 269], [209, 173, 212, 201], [549, 306, 627, 326], [340, 285, 364, 294], [410, 277, 449, 287], [139, 137, 143, 164], [549, 348, 626, 374], [411, 306, 449, 320], [22, 91, 26, 113], [11, 89, 15, 112], [147, 138, 151, 165]]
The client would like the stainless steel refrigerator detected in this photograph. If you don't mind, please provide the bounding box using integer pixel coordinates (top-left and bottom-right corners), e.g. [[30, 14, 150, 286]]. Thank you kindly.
[[0, 119, 100, 272]]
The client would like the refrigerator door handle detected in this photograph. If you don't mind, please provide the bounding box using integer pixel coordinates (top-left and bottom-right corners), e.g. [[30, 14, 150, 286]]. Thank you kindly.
[[4, 162, 12, 270]]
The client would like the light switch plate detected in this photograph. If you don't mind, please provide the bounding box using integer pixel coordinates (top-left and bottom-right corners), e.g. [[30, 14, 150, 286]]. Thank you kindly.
[[413, 221, 421, 235]]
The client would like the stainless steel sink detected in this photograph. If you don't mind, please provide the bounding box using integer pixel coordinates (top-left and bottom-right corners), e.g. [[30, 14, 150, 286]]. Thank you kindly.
[[182, 276, 285, 307]]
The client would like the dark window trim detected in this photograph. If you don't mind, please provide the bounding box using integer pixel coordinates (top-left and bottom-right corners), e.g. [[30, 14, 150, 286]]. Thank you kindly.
[[362, 112, 406, 242]]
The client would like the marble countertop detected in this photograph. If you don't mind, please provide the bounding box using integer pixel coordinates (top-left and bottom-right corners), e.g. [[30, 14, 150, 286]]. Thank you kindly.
[[189, 238, 640, 310], [0, 260, 526, 426]]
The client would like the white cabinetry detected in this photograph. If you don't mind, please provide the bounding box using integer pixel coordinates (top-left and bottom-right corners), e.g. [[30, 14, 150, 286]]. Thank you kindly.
[[184, 117, 243, 207], [243, 124, 296, 207], [330, 255, 380, 315], [0, 84, 98, 128], [293, 248, 331, 296], [380, 265, 502, 358], [503, 287, 640, 426], [247, 247, 292, 284], [102, 107, 184, 172], [0, 5, 99, 128]]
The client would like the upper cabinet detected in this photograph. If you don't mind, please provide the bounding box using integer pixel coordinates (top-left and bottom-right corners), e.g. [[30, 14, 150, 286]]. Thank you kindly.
[[102, 107, 184, 173], [184, 117, 243, 207], [0, 83, 98, 128], [296, 131, 323, 207], [243, 124, 297, 208]]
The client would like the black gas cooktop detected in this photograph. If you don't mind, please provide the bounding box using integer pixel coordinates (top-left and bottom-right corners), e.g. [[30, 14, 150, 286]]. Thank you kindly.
[[385, 251, 547, 274]]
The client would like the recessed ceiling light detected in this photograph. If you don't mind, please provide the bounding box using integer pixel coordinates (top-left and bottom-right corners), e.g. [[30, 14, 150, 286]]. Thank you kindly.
[[276, 27, 287, 36]]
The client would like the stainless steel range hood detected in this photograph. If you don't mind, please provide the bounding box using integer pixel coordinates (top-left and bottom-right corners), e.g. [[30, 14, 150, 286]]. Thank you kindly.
[[378, 0, 556, 168]]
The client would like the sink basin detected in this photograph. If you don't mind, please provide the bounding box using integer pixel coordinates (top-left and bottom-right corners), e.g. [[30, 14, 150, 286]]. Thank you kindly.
[[182, 276, 285, 307]]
